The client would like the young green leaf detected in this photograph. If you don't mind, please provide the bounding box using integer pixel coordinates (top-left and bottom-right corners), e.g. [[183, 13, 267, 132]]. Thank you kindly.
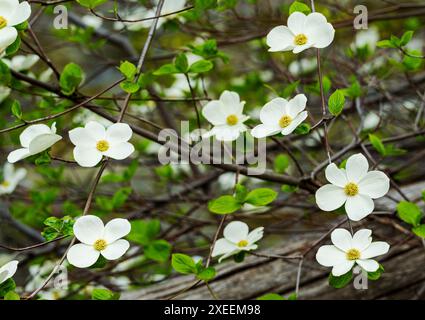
[[244, 188, 278, 206], [328, 270, 353, 289], [328, 89, 345, 116], [397, 201, 422, 227], [289, 1, 311, 15], [208, 195, 241, 214], [172, 253, 197, 274]]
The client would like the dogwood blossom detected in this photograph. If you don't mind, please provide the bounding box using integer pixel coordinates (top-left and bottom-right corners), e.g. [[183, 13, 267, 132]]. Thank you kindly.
[[251, 94, 308, 138], [202, 91, 249, 141], [69, 121, 135, 167], [0, 163, 26, 195], [266, 12, 335, 53], [0, 85, 10, 103], [212, 221, 264, 262], [0, 260, 18, 284], [7, 123, 62, 163], [67, 215, 131, 268], [316, 228, 389, 276], [3, 54, 39, 72], [0, 0, 31, 53], [315, 153, 390, 221]]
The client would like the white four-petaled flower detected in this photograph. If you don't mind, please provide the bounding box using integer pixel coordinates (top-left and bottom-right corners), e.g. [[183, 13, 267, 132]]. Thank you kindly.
[[7, 122, 62, 163], [67, 215, 131, 268], [0, 162, 26, 195], [316, 228, 389, 276], [315, 153, 390, 221], [0, 260, 18, 284], [267, 12, 335, 53], [0, 0, 31, 53], [3, 54, 39, 72], [251, 94, 308, 138], [69, 121, 135, 167], [212, 221, 264, 262], [202, 91, 249, 141]]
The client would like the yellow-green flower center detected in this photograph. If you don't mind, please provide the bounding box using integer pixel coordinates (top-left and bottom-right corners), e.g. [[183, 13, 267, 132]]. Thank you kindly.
[[96, 140, 109, 152], [237, 240, 248, 248], [0, 17, 7, 29], [346, 248, 361, 260], [294, 34, 308, 46], [344, 182, 359, 197], [1, 180, 10, 187], [226, 114, 238, 126], [279, 115, 292, 128], [94, 239, 107, 251]]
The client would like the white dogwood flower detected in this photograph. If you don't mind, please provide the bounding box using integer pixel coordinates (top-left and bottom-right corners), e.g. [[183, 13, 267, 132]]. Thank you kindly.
[[69, 121, 135, 167], [7, 123, 62, 163], [3, 54, 39, 72], [289, 58, 317, 76], [67, 215, 131, 268], [267, 12, 335, 53], [251, 94, 308, 138], [0, 0, 31, 53], [0, 260, 18, 284], [315, 153, 390, 221], [0, 163, 26, 195], [212, 221, 264, 262], [202, 91, 249, 141], [81, 15, 103, 29], [316, 228, 389, 276]]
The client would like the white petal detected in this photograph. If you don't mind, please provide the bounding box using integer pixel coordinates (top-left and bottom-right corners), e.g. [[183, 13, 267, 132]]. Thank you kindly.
[[73, 146, 103, 167], [345, 153, 369, 183], [0, 260, 18, 284], [7, 1, 31, 26], [7, 148, 31, 163], [0, 0, 18, 22], [220, 91, 243, 115], [260, 98, 286, 125], [19, 124, 51, 148], [103, 142, 134, 160], [223, 221, 249, 243], [103, 218, 131, 243], [361, 242, 390, 259], [287, 12, 307, 35], [316, 245, 346, 267], [85, 121, 106, 141], [212, 238, 238, 257], [106, 123, 133, 144], [247, 227, 264, 244], [28, 133, 62, 154], [101, 239, 130, 260], [280, 111, 308, 135], [73, 215, 104, 245], [67, 243, 100, 268], [218, 249, 241, 263], [315, 184, 347, 211], [325, 163, 348, 187], [213, 126, 242, 142], [3, 162, 14, 178], [358, 171, 390, 199], [345, 194, 374, 221], [69, 127, 96, 147], [285, 94, 307, 118], [266, 26, 294, 52], [332, 261, 354, 276], [11, 167, 26, 184], [305, 13, 335, 48], [0, 27, 17, 52], [352, 229, 372, 251], [331, 228, 353, 252], [356, 259, 379, 273], [292, 43, 314, 54], [250, 124, 281, 138], [202, 100, 227, 125]]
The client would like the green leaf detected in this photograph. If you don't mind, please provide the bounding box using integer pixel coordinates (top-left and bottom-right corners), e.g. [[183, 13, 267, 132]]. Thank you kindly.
[[60, 63, 84, 96], [257, 293, 285, 300], [0, 279, 16, 297], [0, 60, 11, 85], [175, 53, 189, 73], [4, 291, 20, 300], [111, 187, 132, 208], [234, 184, 248, 203], [120, 81, 140, 93], [328, 270, 353, 289], [412, 225, 425, 238], [328, 89, 345, 116], [400, 30, 414, 46], [188, 60, 214, 73], [35, 151, 51, 166], [289, 1, 311, 15], [172, 254, 197, 275], [377, 40, 397, 49], [244, 188, 278, 206], [91, 288, 120, 300], [368, 134, 386, 156], [294, 123, 310, 135], [196, 267, 216, 281], [76, 0, 107, 8], [11, 100, 22, 119], [5, 36, 21, 56], [367, 264, 384, 281], [119, 61, 137, 80], [153, 63, 180, 76], [41, 215, 74, 241], [145, 240, 172, 262], [127, 219, 161, 245], [208, 195, 241, 214], [274, 154, 290, 174], [397, 201, 422, 226]]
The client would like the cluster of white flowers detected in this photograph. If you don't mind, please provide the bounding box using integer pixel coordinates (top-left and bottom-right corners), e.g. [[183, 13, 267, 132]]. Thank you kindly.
[[7, 121, 135, 167], [0, 0, 31, 53]]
